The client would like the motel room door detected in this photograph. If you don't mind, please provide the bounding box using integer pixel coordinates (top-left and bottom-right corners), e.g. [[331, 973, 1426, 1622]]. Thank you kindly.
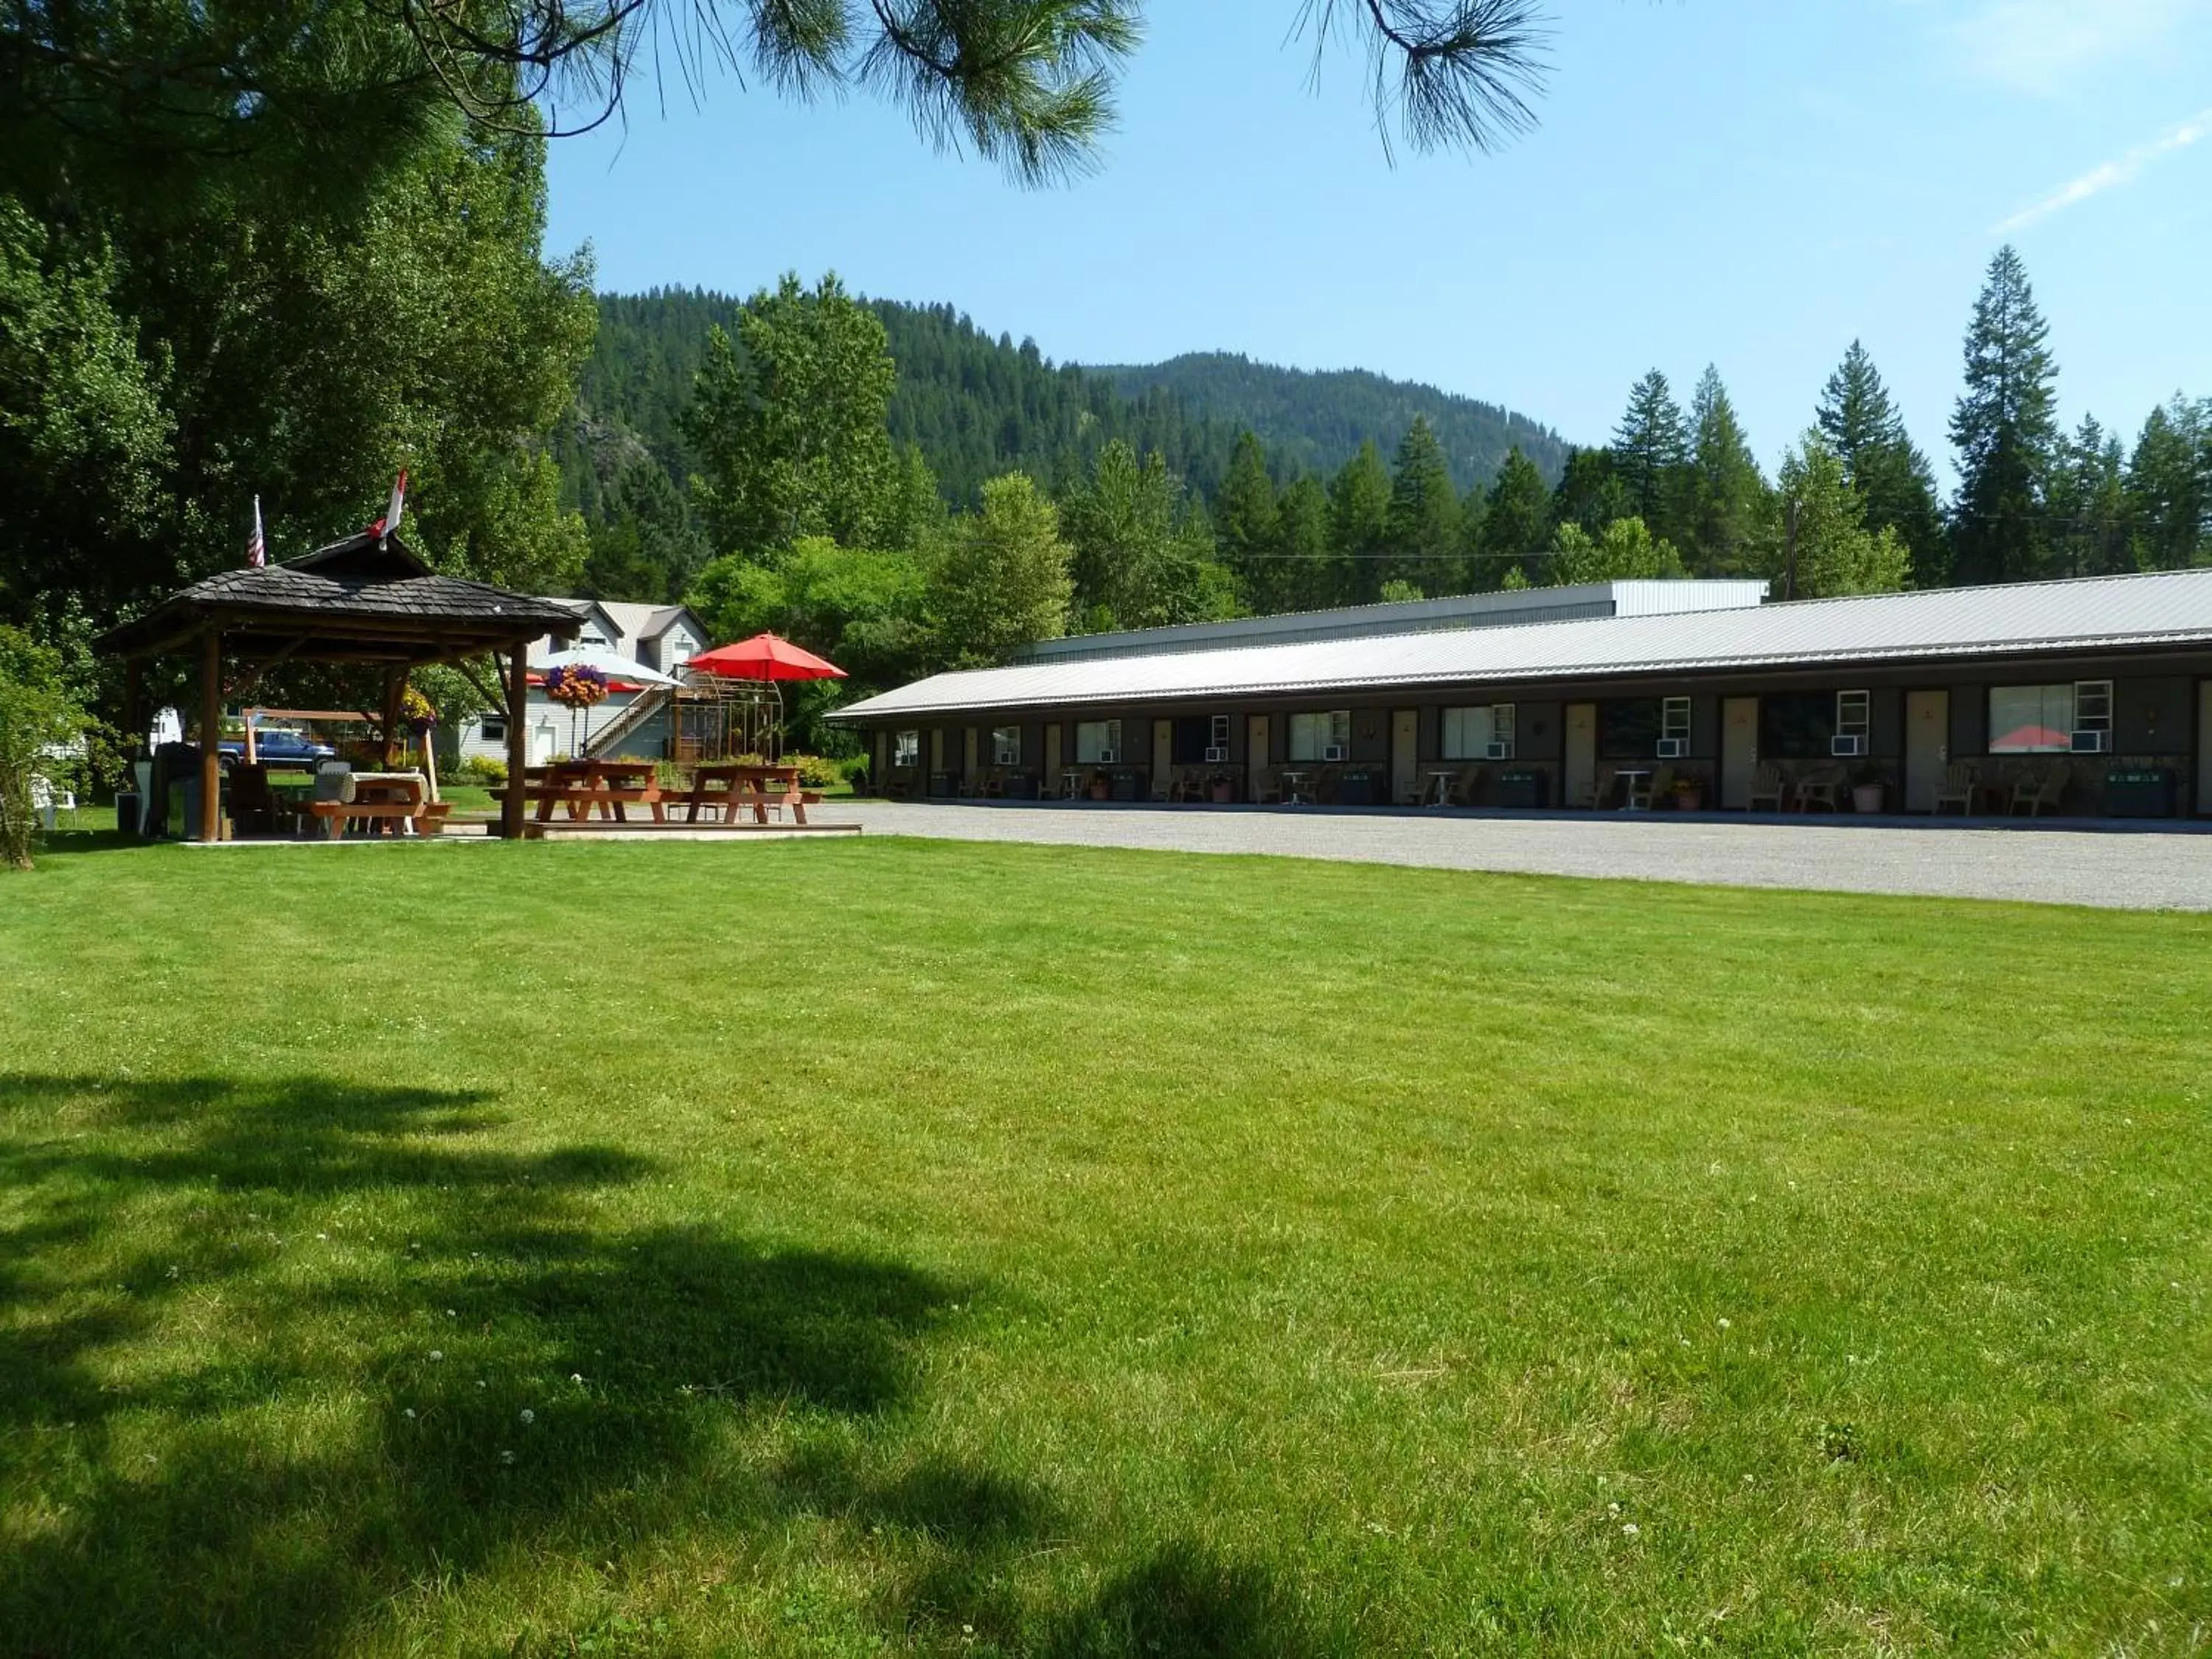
[[1905, 689, 1950, 813], [2199, 681, 2212, 815], [1044, 723, 1062, 791], [1152, 719, 1173, 795], [1391, 709, 1419, 804], [1247, 714, 1269, 800], [963, 726, 978, 785], [1720, 697, 1757, 810], [1563, 703, 1596, 807]]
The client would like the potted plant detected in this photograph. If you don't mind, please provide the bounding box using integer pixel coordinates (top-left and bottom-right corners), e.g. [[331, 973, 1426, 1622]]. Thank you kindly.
[[1087, 771, 1110, 801], [1209, 771, 1235, 804], [1670, 773, 1708, 813], [1849, 764, 1886, 814]]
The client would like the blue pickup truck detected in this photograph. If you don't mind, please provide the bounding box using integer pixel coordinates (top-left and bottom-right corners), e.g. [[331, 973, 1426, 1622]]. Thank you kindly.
[[218, 728, 337, 766]]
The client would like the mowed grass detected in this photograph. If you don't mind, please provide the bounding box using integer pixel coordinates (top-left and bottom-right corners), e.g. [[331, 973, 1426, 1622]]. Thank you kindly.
[[1, 838, 2208, 1657]]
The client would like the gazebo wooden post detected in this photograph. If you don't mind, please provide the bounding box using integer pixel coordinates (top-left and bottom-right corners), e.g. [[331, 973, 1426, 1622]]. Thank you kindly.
[[122, 658, 143, 752], [378, 669, 404, 769], [198, 627, 223, 844], [503, 647, 529, 838]]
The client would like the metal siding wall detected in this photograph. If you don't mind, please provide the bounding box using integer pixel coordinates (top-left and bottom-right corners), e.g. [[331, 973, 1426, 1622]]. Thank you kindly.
[[1518, 701, 1564, 762], [1690, 695, 1719, 759], [1952, 685, 1988, 757], [1352, 709, 1390, 764], [1870, 687, 1905, 758], [1418, 704, 1440, 760], [2117, 676, 2191, 752]]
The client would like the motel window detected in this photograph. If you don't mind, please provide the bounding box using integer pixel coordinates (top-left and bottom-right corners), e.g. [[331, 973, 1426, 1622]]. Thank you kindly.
[[1287, 709, 1352, 762], [480, 717, 507, 743], [1211, 714, 1232, 750], [1661, 697, 1691, 747], [893, 730, 920, 768], [1989, 681, 2109, 753], [992, 726, 1021, 765], [1597, 699, 1661, 760], [1441, 704, 1517, 759], [1759, 692, 1834, 759], [1836, 689, 1871, 744], [1075, 719, 1122, 762]]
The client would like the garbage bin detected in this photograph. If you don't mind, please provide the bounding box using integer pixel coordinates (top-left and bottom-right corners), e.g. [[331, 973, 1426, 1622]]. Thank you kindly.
[[1492, 769, 1549, 809], [2104, 768, 2176, 818]]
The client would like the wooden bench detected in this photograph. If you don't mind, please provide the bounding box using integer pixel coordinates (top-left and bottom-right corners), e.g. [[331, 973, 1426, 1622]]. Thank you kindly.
[[305, 799, 451, 837]]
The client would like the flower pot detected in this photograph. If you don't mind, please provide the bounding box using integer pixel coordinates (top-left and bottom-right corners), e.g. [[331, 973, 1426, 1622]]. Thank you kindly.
[[1675, 790, 1703, 813], [1088, 779, 1110, 801], [1210, 780, 1234, 804], [1851, 783, 1885, 814]]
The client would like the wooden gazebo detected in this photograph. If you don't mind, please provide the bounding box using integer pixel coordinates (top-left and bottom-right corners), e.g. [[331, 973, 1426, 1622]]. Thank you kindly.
[[98, 532, 582, 841]]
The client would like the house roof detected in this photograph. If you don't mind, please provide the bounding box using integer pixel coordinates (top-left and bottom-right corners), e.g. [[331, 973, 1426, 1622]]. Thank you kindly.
[[594, 601, 701, 644], [833, 568, 2212, 721], [99, 532, 585, 662]]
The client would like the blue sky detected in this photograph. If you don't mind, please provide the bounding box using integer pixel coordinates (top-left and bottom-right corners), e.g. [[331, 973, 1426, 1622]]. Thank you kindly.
[[546, 1, 2212, 480]]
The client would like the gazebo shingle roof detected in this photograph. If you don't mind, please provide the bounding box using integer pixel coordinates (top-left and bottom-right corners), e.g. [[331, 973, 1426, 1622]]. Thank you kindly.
[[99, 532, 582, 663]]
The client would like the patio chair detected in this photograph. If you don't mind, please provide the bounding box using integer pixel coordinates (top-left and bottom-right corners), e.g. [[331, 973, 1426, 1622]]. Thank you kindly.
[[1795, 763, 1846, 813], [2010, 759, 2070, 818], [1747, 763, 1787, 813], [1933, 762, 1978, 815]]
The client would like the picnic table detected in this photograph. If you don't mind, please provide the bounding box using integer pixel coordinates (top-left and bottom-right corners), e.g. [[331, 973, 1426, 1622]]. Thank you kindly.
[[524, 759, 664, 823], [675, 762, 815, 826], [305, 771, 452, 838]]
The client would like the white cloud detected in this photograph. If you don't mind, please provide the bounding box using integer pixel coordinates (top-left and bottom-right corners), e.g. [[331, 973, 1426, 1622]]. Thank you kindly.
[[1947, 0, 2207, 94], [1995, 106, 2212, 232]]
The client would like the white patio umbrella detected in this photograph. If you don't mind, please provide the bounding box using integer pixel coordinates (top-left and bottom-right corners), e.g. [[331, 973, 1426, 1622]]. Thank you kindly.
[[535, 648, 681, 754]]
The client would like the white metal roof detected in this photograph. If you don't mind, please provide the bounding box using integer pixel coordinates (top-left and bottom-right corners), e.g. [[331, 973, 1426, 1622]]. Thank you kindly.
[[835, 568, 2212, 720], [1011, 579, 1767, 662]]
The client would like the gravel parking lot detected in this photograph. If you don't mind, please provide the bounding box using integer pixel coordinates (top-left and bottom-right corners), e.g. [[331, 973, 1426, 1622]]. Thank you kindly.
[[838, 801, 2212, 911]]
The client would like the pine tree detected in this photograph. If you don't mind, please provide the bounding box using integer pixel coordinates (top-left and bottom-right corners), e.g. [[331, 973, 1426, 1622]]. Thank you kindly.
[[1686, 366, 1770, 576], [2047, 416, 2131, 577], [1215, 431, 1282, 610], [1275, 475, 1335, 611], [1381, 417, 1461, 595], [1775, 434, 1910, 597], [1817, 340, 1945, 585], [1326, 440, 1393, 603], [1949, 246, 2059, 585], [2125, 397, 2210, 571], [1479, 446, 1552, 587], [1611, 370, 1691, 541], [1551, 447, 1629, 539]]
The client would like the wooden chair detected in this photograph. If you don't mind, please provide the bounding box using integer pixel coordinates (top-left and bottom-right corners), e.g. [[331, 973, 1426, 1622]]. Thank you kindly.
[[1933, 762, 1978, 815], [1795, 763, 1846, 813], [2010, 759, 2070, 818], [1747, 763, 1787, 813]]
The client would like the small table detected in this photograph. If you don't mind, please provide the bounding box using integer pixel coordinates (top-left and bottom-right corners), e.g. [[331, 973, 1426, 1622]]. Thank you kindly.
[[1279, 770, 1310, 805], [1424, 770, 1457, 807], [1059, 769, 1083, 800], [681, 763, 808, 825], [1613, 768, 1652, 810]]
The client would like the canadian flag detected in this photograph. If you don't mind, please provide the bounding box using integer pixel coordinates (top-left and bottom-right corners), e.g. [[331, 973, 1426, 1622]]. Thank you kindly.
[[372, 469, 408, 541]]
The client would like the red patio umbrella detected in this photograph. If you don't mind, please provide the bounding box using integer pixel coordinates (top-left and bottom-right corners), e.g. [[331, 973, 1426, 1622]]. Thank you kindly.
[[684, 633, 846, 682]]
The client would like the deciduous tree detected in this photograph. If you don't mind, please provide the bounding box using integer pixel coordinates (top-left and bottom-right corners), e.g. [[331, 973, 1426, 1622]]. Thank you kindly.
[[927, 476, 1072, 667]]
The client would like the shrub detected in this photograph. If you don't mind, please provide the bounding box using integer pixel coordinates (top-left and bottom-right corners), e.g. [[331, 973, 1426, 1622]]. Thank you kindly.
[[730, 752, 843, 790], [449, 754, 508, 787], [0, 627, 96, 872]]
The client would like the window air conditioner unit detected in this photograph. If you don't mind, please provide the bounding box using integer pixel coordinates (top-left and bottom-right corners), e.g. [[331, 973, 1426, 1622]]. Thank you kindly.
[[1485, 740, 1514, 761], [1096, 749, 1118, 765], [1321, 744, 1347, 762], [2070, 729, 2110, 754], [1829, 734, 1865, 757], [1656, 738, 1687, 759], [1204, 745, 1228, 763]]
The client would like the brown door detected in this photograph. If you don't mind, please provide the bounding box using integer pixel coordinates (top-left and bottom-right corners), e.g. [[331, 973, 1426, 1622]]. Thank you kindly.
[[1247, 714, 1268, 801], [1905, 689, 1949, 812], [1720, 696, 1758, 809], [2198, 681, 2212, 815], [1045, 723, 1062, 795], [1391, 709, 1419, 803], [1564, 703, 1597, 807], [963, 726, 978, 785], [1151, 718, 1174, 798]]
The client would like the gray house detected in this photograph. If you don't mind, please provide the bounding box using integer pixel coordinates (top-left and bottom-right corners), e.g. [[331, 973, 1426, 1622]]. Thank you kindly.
[[832, 571, 2212, 821], [450, 598, 710, 765]]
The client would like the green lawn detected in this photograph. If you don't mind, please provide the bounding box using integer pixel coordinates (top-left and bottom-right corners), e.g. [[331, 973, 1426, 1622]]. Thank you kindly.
[[2, 838, 2208, 1656]]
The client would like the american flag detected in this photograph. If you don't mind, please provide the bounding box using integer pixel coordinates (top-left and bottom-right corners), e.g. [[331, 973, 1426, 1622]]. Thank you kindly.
[[247, 495, 266, 568]]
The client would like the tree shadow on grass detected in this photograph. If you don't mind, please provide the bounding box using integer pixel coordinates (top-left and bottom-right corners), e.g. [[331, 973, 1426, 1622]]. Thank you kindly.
[[0, 1071, 975, 1657]]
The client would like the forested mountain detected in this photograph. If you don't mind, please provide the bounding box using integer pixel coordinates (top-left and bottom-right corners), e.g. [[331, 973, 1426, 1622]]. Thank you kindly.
[[554, 289, 1566, 524], [1092, 352, 1568, 494]]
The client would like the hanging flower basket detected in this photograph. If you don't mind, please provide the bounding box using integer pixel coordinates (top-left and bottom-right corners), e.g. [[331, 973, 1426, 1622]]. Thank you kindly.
[[543, 664, 610, 710], [400, 686, 438, 736]]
